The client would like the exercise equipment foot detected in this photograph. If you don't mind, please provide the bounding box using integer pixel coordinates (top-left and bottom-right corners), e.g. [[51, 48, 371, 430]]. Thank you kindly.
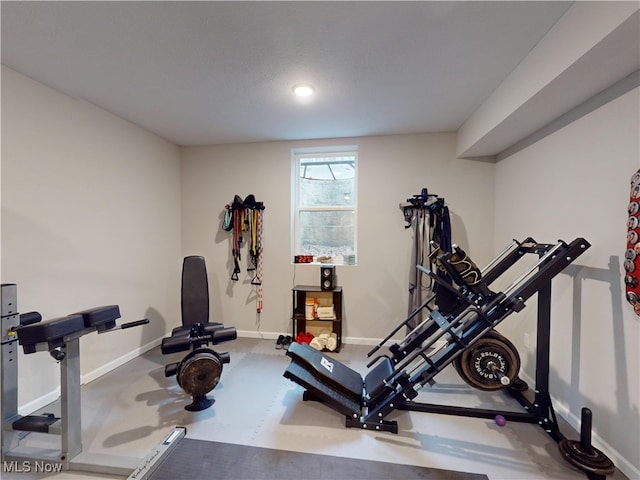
[[185, 394, 215, 412]]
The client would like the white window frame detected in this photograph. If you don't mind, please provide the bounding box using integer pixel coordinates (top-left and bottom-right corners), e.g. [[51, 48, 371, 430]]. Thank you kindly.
[[291, 145, 358, 265]]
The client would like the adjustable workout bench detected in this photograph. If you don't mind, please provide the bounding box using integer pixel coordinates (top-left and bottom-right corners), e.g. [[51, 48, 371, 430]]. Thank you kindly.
[[160, 256, 237, 411], [284, 237, 615, 479], [1, 283, 185, 477]]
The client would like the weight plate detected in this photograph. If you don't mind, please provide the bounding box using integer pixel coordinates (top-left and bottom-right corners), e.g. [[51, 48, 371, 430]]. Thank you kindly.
[[454, 333, 521, 391], [177, 349, 223, 396], [628, 169, 640, 318], [624, 259, 636, 273], [558, 439, 615, 475]]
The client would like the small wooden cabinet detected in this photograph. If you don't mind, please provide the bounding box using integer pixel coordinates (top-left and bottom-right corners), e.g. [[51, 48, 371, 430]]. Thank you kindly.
[[292, 285, 342, 352]]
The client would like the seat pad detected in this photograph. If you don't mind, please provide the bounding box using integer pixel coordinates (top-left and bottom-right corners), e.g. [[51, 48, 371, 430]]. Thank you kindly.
[[286, 342, 363, 398], [17, 314, 85, 353], [72, 305, 120, 329]]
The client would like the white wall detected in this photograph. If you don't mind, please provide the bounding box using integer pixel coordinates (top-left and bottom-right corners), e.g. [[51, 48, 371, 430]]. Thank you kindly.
[[1, 66, 182, 408], [180, 133, 495, 342], [457, 2, 639, 158], [494, 86, 640, 476]]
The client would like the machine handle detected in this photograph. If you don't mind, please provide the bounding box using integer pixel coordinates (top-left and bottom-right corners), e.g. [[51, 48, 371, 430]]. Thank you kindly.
[[120, 319, 150, 329], [211, 326, 237, 344], [161, 335, 190, 354], [218, 351, 231, 364]]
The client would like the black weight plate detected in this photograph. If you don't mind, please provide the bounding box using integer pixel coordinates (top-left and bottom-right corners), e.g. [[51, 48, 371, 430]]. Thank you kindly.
[[455, 334, 520, 391], [177, 349, 222, 396], [558, 439, 615, 475]]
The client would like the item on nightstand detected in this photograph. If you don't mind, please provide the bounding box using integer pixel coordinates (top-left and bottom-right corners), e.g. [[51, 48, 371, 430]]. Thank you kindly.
[[305, 298, 317, 320], [326, 332, 338, 351], [316, 333, 331, 348], [317, 306, 336, 320], [295, 332, 315, 345], [310, 336, 323, 350], [320, 265, 335, 290], [344, 255, 356, 265], [309, 332, 338, 351]]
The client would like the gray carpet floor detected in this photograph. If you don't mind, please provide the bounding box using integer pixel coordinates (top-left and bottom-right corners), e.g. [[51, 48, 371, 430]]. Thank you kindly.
[[147, 438, 489, 480], [2, 337, 629, 480]]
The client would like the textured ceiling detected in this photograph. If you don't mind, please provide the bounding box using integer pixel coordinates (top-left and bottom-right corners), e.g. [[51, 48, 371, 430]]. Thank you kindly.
[[1, 1, 573, 146]]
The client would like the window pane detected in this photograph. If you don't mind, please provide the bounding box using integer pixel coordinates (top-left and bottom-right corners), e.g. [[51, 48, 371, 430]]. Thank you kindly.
[[299, 178, 355, 207], [298, 210, 355, 258], [299, 157, 355, 208]]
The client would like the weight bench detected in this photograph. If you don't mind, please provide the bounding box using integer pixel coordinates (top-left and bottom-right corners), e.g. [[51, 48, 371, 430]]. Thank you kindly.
[[160, 256, 237, 411], [284, 237, 615, 479], [0, 284, 181, 477], [17, 305, 124, 353]]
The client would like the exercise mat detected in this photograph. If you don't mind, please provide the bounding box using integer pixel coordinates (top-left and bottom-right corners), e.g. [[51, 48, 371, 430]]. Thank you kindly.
[[147, 438, 488, 480]]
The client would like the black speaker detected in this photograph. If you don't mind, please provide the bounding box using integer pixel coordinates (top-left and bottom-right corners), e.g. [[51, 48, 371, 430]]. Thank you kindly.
[[320, 265, 335, 290]]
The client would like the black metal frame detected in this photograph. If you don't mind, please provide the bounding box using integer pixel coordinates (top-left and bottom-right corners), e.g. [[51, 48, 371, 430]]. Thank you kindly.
[[398, 273, 564, 440], [357, 239, 589, 434], [284, 237, 614, 479]]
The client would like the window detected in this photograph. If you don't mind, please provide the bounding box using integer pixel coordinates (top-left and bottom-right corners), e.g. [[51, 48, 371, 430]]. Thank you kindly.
[[292, 146, 357, 265]]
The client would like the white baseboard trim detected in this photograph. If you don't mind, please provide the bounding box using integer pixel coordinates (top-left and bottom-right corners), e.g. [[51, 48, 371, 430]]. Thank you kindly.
[[18, 387, 61, 416], [236, 329, 276, 340], [81, 337, 162, 385], [17, 337, 163, 416]]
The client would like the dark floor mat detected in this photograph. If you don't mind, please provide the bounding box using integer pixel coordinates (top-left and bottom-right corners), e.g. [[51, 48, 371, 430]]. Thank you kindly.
[[148, 438, 489, 480]]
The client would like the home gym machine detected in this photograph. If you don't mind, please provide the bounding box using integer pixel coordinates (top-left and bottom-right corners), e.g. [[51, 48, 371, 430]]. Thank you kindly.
[[160, 256, 237, 411], [283, 237, 616, 479], [1, 283, 188, 477]]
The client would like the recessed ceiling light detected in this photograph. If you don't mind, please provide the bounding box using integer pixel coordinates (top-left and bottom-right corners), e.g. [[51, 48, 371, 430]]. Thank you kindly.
[[292, 83, 315, 97]]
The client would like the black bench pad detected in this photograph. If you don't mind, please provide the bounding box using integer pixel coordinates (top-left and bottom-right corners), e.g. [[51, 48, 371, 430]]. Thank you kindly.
[[72, 305, 120, 330], [286, 342, 363, 401], [283, 362, 362, 418], [363, 357, 395, 406], [17, 314, 85, 353]]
